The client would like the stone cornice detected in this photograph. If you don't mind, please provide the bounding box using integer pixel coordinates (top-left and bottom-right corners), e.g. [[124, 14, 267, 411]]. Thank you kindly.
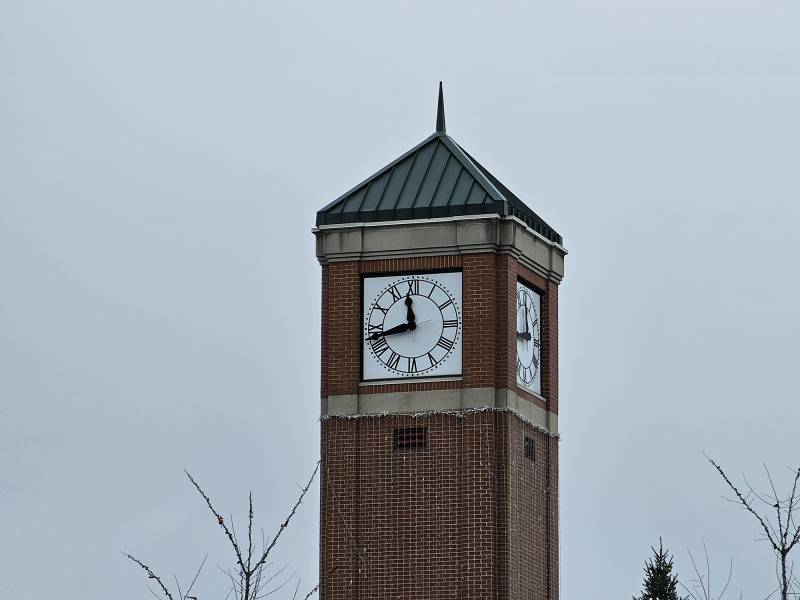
[[314, 215, 566, 282]]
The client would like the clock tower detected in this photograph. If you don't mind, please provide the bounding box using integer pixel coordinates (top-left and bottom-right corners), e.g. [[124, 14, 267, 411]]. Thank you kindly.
[[314, 85, 566, 599]]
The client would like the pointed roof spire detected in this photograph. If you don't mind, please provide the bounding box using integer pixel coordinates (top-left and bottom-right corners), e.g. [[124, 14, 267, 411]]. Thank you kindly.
[[436, 81, 446, 133]]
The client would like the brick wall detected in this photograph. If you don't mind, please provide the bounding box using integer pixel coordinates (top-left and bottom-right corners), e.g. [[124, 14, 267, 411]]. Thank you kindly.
[[323, 262, 360, 396], [507, 417, 560, 599], [320, 411, 557, 600], [319, 251, 561, 599], [321, 253, 558, 411]]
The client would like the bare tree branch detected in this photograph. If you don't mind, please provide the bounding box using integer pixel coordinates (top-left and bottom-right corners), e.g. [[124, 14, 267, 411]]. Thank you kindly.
[[707, 456, 800, 600], [184, 469, 248, 577], [248, 492, 255, 572], [300, 583, 319, 600], [707, 456, 779, 553], [127, 463, 320, 600], [122, 552, 175, 600], [184, 554, 207, 600], [680, 541, 738, 600], [173, 574, 183, 600], [251, 461, 320, 575]]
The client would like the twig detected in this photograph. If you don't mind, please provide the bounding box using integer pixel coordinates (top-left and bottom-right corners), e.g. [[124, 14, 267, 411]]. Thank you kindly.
[[707, 456, 800, 600], [251, 461, 320, 575], [127, 463, 319, 600], [706, 456, 779, 553], [184, 470, 248, 577], [122, 552, 175, 600], [184, 554, 207, 599]]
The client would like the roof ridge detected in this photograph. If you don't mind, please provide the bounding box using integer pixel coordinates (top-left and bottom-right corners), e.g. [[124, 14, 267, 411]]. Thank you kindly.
[[437, 135, 506, 205], [455, 143, 560, 241]]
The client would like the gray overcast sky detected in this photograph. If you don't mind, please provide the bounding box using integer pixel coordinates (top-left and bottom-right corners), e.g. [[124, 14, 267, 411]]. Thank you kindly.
[[2, 1, 799, 598]]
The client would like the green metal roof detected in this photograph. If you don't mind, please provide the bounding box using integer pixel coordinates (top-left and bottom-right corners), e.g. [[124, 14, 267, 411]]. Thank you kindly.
[[316, 87, 562, 245]]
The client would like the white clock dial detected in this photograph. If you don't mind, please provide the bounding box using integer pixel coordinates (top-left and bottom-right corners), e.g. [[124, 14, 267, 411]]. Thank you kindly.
[[516, 281, 542, 394], [363, 272, 462, 380]]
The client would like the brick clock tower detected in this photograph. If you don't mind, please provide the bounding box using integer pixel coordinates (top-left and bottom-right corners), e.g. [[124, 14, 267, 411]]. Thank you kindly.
[[314, 85, 566, 600]]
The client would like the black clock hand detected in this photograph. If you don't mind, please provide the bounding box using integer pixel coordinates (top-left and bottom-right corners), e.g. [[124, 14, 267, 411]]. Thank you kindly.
[[369, 322, 410, 340], [405, 294, 416, 327], [517, 305, 531, 340]]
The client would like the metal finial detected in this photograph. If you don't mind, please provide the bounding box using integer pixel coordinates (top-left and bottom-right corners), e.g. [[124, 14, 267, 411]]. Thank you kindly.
[[436, 82, 446, 133]]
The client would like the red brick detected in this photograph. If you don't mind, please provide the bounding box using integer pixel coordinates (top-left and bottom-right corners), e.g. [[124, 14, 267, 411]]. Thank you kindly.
[[319, 252, 561, 599]]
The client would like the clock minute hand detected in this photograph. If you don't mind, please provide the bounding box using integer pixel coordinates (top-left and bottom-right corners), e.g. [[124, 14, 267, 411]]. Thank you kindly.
[[369, 322, 410, 340], [517, 305, 531, 340]]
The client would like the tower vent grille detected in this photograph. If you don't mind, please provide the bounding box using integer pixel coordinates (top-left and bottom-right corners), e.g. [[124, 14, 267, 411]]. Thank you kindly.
[[394, 427, 427, 450]]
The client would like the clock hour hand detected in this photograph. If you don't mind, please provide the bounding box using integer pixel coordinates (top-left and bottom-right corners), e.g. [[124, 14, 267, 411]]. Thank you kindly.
[[369, 322, 410, 340], [517, 305, 531, 340], [405, 294, 416, 327]]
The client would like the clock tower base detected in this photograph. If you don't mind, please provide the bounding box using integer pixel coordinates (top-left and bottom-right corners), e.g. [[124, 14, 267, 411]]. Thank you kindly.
[[320, 409, 558, 600]]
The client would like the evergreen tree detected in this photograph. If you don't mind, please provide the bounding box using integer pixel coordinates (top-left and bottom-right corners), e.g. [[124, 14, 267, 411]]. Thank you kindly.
[[634, 538, 687, 600]]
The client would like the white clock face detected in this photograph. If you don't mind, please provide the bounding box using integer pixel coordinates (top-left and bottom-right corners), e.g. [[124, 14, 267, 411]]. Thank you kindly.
[[363, 272, 462, 380], [516, 281, 542, 394]]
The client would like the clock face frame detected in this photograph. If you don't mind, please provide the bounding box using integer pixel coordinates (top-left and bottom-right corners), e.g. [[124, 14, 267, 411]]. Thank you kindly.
[[362, 271, 462, 380], [516, 280, 542, 395]]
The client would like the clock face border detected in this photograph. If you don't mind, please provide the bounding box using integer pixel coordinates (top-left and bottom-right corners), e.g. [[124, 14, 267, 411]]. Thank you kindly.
[[361, 270, 463, 382], [516, 278, 543, 396]]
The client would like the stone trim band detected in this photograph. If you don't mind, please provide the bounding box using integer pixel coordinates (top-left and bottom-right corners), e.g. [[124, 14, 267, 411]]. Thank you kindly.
[[322, 386, 558, 433]]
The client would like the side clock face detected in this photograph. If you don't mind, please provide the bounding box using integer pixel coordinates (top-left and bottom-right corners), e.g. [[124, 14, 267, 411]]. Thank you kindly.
[[516, 281, 542, 394], [363, 272, 462, 380]]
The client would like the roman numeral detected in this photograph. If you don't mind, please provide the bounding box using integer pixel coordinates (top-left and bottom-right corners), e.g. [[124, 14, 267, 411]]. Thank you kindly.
[[436, 336, 454, 352], [389, 286, 402, 302], [368, 323, 383, 334], [408, 357, 418, 373], [371, 336, 389, 357], [406, 280, 419, 295], [386, 352, 401, 370], [531, 354, 539, 368], [534, 339, 540, 347], [443, 319, 458, 328], [427, 352, 438, 368], [374, 303, 389, 315], [438, 298, 453, 310]]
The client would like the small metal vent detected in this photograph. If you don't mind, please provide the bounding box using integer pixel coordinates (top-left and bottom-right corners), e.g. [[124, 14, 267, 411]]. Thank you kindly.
[[524, 437, 535, 461], [395, 427, 427, 451]]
